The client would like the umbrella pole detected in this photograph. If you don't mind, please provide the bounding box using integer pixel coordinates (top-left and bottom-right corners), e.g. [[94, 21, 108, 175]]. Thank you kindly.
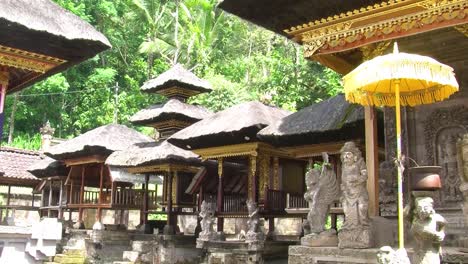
[[395, 80, 405, 249]]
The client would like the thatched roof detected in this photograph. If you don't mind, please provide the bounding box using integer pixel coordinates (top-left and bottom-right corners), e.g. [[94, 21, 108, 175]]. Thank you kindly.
[[168, 101, 291, 149], [219, 0, 383, 37], [106, 140, 201, 168], [0, 147, 40, 186], [141, 64, 212, 95], [28, 156, 68, 178], [46, 124, 153, 160], [258, 94, 383, 146], [0, 0, 111, 93], [130, 98, 213, 126]]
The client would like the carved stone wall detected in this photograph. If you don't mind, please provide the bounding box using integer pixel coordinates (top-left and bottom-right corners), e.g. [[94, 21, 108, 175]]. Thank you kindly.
[[391, 60, 468, 244], [423, 106, 468, 207]]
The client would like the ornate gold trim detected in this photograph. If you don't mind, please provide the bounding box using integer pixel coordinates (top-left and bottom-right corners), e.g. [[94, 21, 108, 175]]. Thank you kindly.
[[454, 23, 468, 36], [0, 45, 66, 73], [194, 142, 260, 160], [258, 153, 270, 200], [127, 163, 200, 174], [218, 157, 223, 178], [273, 157, 279, 190], [248, 155, 257, 201], [194, 142, 292, 160], [288, 0, 467, 56], [0, 70, 9, 87], [360, 41, 392, 61]]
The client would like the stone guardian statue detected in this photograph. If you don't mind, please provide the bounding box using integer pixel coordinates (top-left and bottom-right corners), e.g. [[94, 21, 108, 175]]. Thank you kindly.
[[409, 196, 446, 264], [338, 141, 373, 248], [196, 199, 216, 248], [301, 152, 340, 246]]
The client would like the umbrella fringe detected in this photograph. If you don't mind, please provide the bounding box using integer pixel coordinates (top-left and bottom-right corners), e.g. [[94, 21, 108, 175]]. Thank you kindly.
[[345, 84, 459, 107]]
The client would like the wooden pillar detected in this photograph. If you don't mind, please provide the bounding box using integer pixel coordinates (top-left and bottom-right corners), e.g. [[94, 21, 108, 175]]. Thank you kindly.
[[48, 180, 53, 217], [249, 155, 258, 202], [58, 180, 64, 219], [78, 165, 85, 225], [80, 165, 85, 203], [143, 174, 149, 225], [110, 181, 116, 205], [5, 184, 11, 218], [0, 70, 9, 144], [31, 193, 35, 207], [217, 157, 224, 232], [167, 171, 174, 232], [97, 164, 104, 223], [198, 185, 204, 212], [365, 106, 379, 216]]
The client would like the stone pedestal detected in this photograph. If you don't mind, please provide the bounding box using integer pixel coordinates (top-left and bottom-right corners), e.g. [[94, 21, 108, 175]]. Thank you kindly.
[[338, 227, 373, 249], [301, 230, 338, 247], [245, 231, 264, 244], [288, 246, 380, 264]]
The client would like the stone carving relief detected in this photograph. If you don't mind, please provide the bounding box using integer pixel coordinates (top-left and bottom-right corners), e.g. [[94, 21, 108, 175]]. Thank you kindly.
[[379, 161, 397, 216], [338, 142, 373, 248], [436, 127, 465, 203], [424, 106, 468, 206], [457, 134, 468, 225]]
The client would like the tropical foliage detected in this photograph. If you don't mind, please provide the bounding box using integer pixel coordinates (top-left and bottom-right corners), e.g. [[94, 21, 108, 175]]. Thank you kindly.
[[3, 0, 342, 149]]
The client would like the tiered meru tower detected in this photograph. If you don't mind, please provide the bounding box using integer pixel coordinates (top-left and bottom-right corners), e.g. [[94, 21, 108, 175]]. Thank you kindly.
[[130, 64, 212, 139]]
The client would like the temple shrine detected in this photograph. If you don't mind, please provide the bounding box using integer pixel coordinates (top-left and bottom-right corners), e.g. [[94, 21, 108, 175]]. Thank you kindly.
[[219, 0, 468, 263]]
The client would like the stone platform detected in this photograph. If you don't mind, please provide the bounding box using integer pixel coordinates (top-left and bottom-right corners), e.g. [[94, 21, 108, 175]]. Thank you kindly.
[[288, 246, 468, 264], [202, 239, 297, 264]]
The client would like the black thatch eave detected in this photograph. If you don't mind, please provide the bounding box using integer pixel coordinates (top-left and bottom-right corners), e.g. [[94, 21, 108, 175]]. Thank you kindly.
[[141, 64, 212, 95], [46, 124, 153, 161], [106, 140, 201, 168], [168, 101, 291, 150], [257, 94, 385, 147], [130, 99, 213, 126], [0, 0, 111, 93], [142, 79, 212, 95], [218, 0, 383, 37], [131, 112, 201, 127], [169, 126, 264, 150], [28, 157, 69, 178]]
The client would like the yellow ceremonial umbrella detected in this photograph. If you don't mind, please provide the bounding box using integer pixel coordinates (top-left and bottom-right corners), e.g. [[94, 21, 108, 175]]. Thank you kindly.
[[342, 42, 459, 249]]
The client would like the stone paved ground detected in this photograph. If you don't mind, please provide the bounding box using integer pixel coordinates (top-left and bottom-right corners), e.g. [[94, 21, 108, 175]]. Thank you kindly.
[[266, 258, 288, 264]]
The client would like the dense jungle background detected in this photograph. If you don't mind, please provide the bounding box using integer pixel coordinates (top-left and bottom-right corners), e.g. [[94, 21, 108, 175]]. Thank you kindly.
[[3, 0, 342, 149]]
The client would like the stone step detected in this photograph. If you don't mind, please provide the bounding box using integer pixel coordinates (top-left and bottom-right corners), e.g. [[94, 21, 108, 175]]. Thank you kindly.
[[131, 240, 156, 252], [53, 254, 86, 264], [62, 248, 85, 257], [123, 250, 140, 262]]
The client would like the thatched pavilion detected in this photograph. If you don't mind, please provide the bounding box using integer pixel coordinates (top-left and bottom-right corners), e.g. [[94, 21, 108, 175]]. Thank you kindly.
[[0, 147, 41, 223], [257, 94, 384, 228], [45, 124, 153, 229], [28, 156, 69, 219], [107, 64, 213, 234], [0, 0, 111, 140], [169, 101, 293, 236], [219, 0, 468, 261]]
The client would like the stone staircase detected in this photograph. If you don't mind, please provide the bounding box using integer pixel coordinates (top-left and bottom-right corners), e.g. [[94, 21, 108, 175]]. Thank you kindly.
[[117, 239, 158, 264], [44, 248, 86, 264]]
